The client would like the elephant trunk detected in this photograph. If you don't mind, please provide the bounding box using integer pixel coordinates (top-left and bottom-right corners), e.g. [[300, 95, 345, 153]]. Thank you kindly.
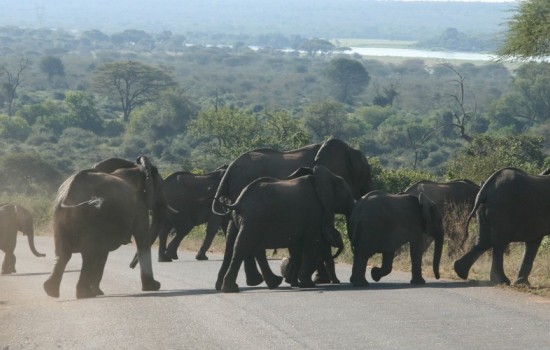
[[27, 232, 46, 257], [432, 232, 443, 280]]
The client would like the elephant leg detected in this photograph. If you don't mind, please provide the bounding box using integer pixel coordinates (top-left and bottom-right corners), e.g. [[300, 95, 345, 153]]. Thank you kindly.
[[372, 251, 395, 282], [157, 224, 173, 262], [298, 243, 319, 288], [453, 240, 491, 280], [89, 250, 109, 297], [43, 253, 71, 298], [77, 251, 98, 299], [244, 257, 264, 286], [409, 239, 425, 284], [350, 248, 369, 287], [490, 244, 511, 285], [216, 221, 238, 291], [515, 238, 543, 285], [255, 250, 283, 289], [166, 221, 194, 261], [221, 239, 249, 293], [196, 215, 222, 260], [286, 246, 301, 287], [136, 246, 161, 292], [1, 252, 15, 274], [313, 245, 339, 284]]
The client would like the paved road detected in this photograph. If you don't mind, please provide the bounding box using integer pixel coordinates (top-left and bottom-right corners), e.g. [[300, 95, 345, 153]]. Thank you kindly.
[[2, 236, 550, 349]]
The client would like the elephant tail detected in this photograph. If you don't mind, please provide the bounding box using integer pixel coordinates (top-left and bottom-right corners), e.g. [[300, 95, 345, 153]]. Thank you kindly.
[[60, 196, 104, 209], [464, 189, 486, 238], [211, 196, 234, 216], [27, 232, 46, 257]]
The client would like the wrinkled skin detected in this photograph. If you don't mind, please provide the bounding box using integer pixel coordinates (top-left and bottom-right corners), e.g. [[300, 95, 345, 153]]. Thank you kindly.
[[0, 204, 45, 274], [153, 167, 227, 262], [43, 156, 163, 299], [404, 179, 480, 256], [454, 167, 550, 286], [349, 191, 443, 287], [216, 165, 355, 293], [212, 138, 372, 286]]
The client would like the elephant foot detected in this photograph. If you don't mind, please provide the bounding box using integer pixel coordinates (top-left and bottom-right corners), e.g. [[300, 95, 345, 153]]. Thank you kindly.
[[166, 250, 179, 260], [221, 281, 240, 293], [410, 276, 426, 284], [313, 273, 331, 284], [350, 275, 369, 287], [158, 253, 172, 263], [91, 286, 104, 296], [298, 280, 316, 289], [513, 277, 530, 286], [76, 286, 98, 299], [43, 279, 60, 298], [453, 259, 470, 280], [265, 275, 283, 289], [246, 273, 264, 287], [142, 279, 161, 291], [280, 258, 290, 279], [490, 272, 511, 286], [1, 270, 12, 275], [215, 278, 223, 291], [370, 267, 384, 282], [195, 252, 208, 261]]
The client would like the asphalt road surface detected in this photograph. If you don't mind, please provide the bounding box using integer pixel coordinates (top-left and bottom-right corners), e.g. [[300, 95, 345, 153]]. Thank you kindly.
[[2, 235, 550, 349]]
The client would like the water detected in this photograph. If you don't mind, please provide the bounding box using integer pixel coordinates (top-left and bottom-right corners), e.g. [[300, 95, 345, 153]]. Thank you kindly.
[[347, 47, 495, 61]]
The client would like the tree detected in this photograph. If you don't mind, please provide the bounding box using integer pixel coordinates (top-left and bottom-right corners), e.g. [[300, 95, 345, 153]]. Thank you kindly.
[[39, 56, 65, 82], [497, 0, 550, 60], [324, 58, 370, 104], [92, 61, 177, 122], [1, 55, 28, 116]]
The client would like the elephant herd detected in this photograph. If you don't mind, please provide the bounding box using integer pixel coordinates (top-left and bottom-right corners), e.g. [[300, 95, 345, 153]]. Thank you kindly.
[[2, 139, 549, 298]]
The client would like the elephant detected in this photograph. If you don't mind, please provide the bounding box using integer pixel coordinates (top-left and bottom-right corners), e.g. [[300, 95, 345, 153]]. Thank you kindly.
[[216, 165, 355, 293], [43, 156, 164, 299], [349, 191, 443, 286], [212, 138, 373, 286], [0, 204, 45, 274], [155, 167, 228, 262], [454, 167, 550, 286], [404, 179, 480, 256]]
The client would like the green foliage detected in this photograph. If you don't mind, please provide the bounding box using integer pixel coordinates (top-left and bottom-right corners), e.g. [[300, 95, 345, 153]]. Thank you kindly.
[[324, 57, 370, 104], [445, 134, 546, 184], [369, 157, 436, 193], [39, 56, 65, 81], [0, 114, 31, 141], [498, 0, 550, 60], [0, 152, 64, 195], [302, 101, 361, 142], [92, 61, 177, 121]]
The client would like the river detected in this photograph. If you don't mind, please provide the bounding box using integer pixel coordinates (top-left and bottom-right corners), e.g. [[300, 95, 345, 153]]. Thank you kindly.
[[347, 47, 495, 61]]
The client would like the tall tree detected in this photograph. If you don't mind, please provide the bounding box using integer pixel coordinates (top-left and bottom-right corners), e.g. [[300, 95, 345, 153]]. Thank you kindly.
[[497, 0, 550, 60], [39, 56, 65, 82], [1, 55, 28, 116], [92, 61, 176, 121], [324, 58, 370, 104]]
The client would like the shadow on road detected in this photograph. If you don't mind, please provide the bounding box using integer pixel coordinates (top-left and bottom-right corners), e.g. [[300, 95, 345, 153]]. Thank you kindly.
[[3, 269, 80, 277]]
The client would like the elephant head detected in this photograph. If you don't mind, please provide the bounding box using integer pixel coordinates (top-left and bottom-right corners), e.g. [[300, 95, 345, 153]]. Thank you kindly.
[[419, 193, 443, 279], [314, 138, 373, 199]]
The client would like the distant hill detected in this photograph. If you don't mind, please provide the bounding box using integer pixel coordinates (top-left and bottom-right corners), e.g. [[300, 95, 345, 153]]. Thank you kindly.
[[1, 0, 518, 41]]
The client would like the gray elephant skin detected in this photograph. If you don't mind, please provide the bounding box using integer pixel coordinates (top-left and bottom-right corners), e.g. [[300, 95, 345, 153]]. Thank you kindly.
[[454, 167, 550, 285], [43, 156, 163, 299], [216, 165, 355, 293], [0, 204, 45, 274], [155, 167, 227, 262], [212, 138, 373, 286], [349, 191, 443, 286], [404, 179, 480, 255]]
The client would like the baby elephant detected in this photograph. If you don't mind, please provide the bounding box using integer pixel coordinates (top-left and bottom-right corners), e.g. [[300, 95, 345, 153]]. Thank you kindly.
[[216, 165, 355, 293], [349, 191, 443, 286]]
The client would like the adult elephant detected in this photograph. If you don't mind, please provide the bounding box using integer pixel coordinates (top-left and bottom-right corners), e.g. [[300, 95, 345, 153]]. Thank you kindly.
[[454, 167, 550, 285], [0, 204, 45, 274], [349, 191, 443, 286], [43, 156, 164, 299], [212, 138, 373, 285], [404, 179, 480, 256], [217, 165, 355, 293]]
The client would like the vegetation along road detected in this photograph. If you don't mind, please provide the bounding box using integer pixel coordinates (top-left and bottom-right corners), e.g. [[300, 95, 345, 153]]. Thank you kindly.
[[2, 236, 550, 349]]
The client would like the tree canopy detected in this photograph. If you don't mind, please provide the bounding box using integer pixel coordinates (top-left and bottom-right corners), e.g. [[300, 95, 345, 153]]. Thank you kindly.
[[497, 0, 550, 60]]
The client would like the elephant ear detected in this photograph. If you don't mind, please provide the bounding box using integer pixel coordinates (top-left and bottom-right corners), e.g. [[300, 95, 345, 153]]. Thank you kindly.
[[136, 156, 155, 210]]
